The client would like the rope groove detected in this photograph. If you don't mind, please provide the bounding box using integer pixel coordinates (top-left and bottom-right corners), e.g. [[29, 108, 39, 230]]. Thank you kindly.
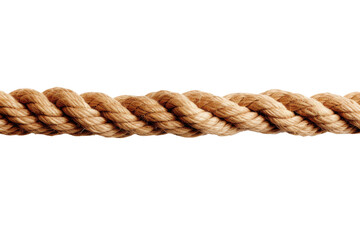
[[1, 88, 360, 137]]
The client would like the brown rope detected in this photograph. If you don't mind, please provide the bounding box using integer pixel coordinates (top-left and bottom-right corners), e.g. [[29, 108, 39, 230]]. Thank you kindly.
[[1, 87, 360, 137]]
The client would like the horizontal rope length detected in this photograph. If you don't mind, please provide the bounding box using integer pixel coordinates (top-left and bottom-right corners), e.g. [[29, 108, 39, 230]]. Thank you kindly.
[[1, 88, 360, 137]]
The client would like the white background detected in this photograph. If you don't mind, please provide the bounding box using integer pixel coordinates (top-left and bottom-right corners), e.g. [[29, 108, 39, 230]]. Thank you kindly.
[[0, 0, 360, 239]]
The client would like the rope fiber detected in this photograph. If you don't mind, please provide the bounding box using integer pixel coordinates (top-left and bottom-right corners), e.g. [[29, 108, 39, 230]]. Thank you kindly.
[[1, 88, 360, 137]]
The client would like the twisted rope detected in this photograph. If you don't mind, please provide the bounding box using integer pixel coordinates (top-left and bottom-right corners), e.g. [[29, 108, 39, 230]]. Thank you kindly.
[[1, 88, 360, 137]]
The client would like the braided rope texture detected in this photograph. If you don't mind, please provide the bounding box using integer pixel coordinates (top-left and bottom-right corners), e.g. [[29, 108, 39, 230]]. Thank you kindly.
[[1, 88, 360, 137]]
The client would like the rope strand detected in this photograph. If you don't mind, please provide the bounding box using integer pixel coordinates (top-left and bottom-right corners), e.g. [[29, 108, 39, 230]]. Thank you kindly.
[[1, 88, 360, 137]]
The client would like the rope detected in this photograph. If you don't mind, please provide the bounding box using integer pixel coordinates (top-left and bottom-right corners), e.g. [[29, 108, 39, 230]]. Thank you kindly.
[[1, 87, 360, 137]]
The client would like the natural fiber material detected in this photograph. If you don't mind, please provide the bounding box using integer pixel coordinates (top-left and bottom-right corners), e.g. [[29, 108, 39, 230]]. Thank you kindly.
[[1, 88, 360, 137]]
